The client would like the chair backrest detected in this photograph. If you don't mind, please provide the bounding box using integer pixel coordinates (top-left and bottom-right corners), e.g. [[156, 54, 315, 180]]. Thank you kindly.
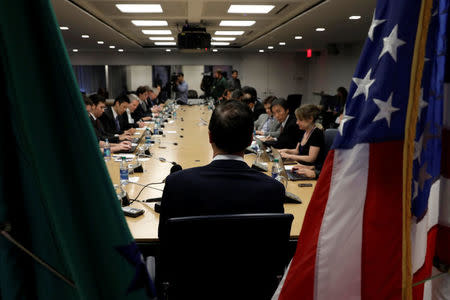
[[187, 89, 198, 99], [286, 94, 302, 113], [324, 128, 338, 157], [159, 213, 293, 299]]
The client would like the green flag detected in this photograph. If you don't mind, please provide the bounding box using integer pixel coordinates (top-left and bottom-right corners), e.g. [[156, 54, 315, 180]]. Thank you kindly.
[[0, 1, 153, 299]]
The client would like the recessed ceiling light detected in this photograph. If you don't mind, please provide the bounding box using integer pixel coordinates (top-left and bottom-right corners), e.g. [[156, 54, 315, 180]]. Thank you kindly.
[[212, 37, 236, 41], [132, 20, 168, 26], [259, 49, 264, 53], [60, 26, 69, 30], [220, 20, 255, 27], [211, 42, 230, 46], [118, 49, 124, 52], [212, 49, 218, 52], [109, 45, 115, 49], [316, 28, 326, 32], [349, 16, 361, 20], [142, 30, 172, 35], [149, 37, 174, 41], [215, 30, 245, 35], [116, 4, 163, 13], [73, 49, 78, 52], [279, 42, 286, 45], [268, 46, 274, 49], [154, 42, 176, 46], [166, 49, 171, 52], [295, 36, 303, 40], [228, 5, 275, 14], [97, 41, 104, 44], [81, 34, 89, 38]]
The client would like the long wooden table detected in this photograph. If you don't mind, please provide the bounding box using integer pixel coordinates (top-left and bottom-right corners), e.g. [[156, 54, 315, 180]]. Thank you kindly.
[[106, 105, 316, 242]]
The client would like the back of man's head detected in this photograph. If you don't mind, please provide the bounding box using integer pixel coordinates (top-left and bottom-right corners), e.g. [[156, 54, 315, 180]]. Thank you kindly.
[[208, 100, 253, 154], [241, 93, 256, 105], [241, 86, 257, 102], [231, 89, 244, 101]]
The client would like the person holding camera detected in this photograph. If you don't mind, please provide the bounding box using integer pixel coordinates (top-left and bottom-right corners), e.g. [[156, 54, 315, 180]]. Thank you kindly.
[[174, 72, 188, 104]]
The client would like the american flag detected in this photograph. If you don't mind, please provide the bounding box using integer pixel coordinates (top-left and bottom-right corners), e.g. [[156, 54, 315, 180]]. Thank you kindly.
[[273, 0, 450, 299]]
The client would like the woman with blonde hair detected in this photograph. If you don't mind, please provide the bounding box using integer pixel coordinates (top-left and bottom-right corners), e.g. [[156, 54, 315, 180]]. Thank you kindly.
[[279, 104, 325, 178]]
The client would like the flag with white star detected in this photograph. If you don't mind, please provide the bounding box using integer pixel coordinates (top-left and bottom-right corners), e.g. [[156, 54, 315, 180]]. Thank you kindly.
[[273, 1, 450, 299]]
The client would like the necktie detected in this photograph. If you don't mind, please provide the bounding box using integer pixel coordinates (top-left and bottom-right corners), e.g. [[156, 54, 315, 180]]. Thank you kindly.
[[280, 124, 284, 134], [115, 116, 120, 131]]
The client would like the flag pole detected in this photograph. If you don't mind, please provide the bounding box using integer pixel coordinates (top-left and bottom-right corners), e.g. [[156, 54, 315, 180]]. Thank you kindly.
[[402, 0, 433, 299]]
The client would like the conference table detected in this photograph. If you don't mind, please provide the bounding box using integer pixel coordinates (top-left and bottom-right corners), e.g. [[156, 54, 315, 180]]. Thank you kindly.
[[105, 104, 316, 243]]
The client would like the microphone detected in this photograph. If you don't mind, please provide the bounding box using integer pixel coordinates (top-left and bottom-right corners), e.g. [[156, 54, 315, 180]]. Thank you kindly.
[[170, 163, 182, 174]]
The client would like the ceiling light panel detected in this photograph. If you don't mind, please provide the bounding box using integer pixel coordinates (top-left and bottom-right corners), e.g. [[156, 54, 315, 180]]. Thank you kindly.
[[295, 36, 302, 39], [211, 42, 230, 46], [149, 37, 174, 41], [349, 16, 361, 20], [132, 20, 168, 26], [228, 5, 274, 14], [219, 21, 255, 27], [154, 42, 176, 46], [142, 30, 172, 35], [116, 4, 163, 13], [316, 28, 326, 31], [60, 26, 69, 30], [215, 31, 244, 35], [212, 37, 236, 41]]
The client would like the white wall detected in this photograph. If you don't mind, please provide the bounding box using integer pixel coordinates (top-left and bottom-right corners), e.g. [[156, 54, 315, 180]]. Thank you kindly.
[[70, 44, 363, 103], [125, 65, 152, 91], [181, 65, 203, 94], [303, 43, 364, 104]]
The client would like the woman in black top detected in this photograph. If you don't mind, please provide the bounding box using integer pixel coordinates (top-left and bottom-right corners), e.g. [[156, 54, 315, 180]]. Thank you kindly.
[[279, 104, 325, 178]]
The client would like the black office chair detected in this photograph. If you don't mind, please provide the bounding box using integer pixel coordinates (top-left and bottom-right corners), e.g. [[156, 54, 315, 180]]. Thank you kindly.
[[286, 94, 302, 114], [158, 213, 294, 300], [324, 128, 338, 157], [187, 89, 198, 99]]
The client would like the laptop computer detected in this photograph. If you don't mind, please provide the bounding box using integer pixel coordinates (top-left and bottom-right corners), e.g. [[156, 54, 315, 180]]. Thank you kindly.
[[271, 147, 311, 181]]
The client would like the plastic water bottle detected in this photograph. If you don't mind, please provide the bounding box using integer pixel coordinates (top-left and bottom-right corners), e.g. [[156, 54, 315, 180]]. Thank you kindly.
[[145, 128, 152, 146], [104, 138, 111, 161], [154, 118, 160, 135], [120, 157, 129, 185], [271, 158, 282, 179], [173, 110, 177, 120]]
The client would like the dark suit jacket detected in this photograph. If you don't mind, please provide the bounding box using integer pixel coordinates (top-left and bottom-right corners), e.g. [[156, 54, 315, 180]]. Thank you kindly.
[[131, 104, 151, 123], [270, 114, 303, 149], [99, 106, 124, 135], [89, 114, 119, 143], [158, 159, 285, 239], [253, 101, 265, 122], [119, 112, 139, 131]]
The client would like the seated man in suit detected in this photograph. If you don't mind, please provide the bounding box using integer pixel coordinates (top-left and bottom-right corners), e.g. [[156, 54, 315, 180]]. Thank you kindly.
[[99, 95, 134, 136], [120, 94, 145, 131], [262, 98, 303, 149], [158, 100, 285, 239], [132, 86, 152, 122], [89, 94, 132, 143], [83, 94, 132, 153], [254, 96, 281, 138]]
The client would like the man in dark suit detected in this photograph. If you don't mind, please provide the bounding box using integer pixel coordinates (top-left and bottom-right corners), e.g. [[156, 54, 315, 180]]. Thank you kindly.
[[99, 95, 133, 136], [242, 92, 266, 121], [132, 86, 152, 122], [158, 100, 285, 239], [264, 98, 303, 149], [119, 94, 145, 131], [89, 94, 132, 143]]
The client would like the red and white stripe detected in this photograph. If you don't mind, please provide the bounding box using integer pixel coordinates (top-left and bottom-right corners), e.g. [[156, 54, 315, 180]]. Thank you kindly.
[[273, 88, 449, 299], [274, 140, 405, 299]]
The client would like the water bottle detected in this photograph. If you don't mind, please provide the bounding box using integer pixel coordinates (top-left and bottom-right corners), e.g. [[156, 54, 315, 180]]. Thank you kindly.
[[271, 158, 282, 179], [145, 128, 152, 146], [120, 157, 129, 185], [154, 118, 160, 135], [173, 110, 177, 120], [104, 138, 111, 161]]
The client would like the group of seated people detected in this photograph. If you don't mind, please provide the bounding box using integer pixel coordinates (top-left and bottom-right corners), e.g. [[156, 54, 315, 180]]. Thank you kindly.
[[217, 85, 326, 179], [82, 85, 164, 154]]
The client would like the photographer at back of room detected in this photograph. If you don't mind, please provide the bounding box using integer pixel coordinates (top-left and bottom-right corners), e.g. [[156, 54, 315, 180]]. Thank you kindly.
[[174, 72, 189, 105]]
